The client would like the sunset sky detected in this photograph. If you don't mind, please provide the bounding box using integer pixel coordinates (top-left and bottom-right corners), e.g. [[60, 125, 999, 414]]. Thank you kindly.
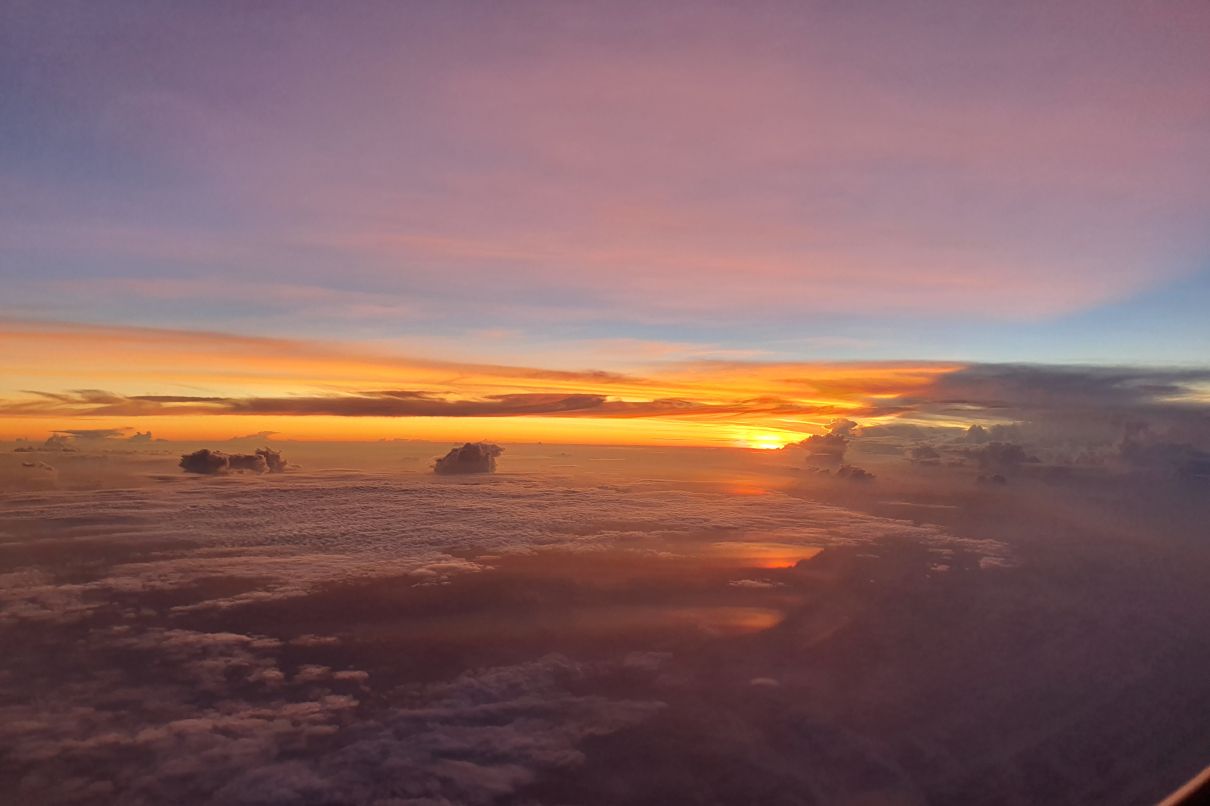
[[5, 6, 1210, 805], [3, 1, 1209, 444]]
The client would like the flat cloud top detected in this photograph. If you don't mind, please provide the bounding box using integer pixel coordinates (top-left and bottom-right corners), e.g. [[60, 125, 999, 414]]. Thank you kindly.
[[0, 469, 1006, 622]]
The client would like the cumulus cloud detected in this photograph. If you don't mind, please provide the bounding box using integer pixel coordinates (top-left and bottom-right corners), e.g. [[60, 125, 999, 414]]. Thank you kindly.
[[47, 434, 77, 450], [179, 448, 288, 475], [970, 442, 1039, 473], [963, 424, 989, 443], [434, 442, 503, 475], [0, 630, 663, 806], [1118, 423, 1210, 479], [257, 447, 287, 473], [827, 418, 859, 437], [227, 452, 269, 473], [908, 445, 941, 464], [179, 448, 231, 474], [793, 419, 856, 463], [836, 464, 875, 482]]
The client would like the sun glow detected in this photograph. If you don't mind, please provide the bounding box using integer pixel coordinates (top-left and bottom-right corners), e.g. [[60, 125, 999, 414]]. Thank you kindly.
[[734, 429, 797, 451]]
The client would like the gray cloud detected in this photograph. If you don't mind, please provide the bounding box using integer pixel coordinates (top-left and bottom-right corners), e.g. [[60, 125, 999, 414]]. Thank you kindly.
[[180, 448, 288, 475], [1119, 423, 1210, 479], [908, 444, 941, 464], [970, 442, 1039, 473], [791, 418, 858, 463], [920, 365, 1210, 414], [827, 418, 859, 437], [53, 428, 129, 440], [0, 626, 663, 806], [231, 430, 280, 441], [836, 464, 875, 482], [434, 442, 503, 475], [21, 460, 55, 472]]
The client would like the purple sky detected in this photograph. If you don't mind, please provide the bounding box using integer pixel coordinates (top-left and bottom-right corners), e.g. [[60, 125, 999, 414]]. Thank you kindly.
[[3, 1, 1209, 366]]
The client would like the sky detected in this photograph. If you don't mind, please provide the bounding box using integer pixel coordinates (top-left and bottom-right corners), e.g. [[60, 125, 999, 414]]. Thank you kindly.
[[5, 7, 1210, 804], [2, 0, 1209, 444]]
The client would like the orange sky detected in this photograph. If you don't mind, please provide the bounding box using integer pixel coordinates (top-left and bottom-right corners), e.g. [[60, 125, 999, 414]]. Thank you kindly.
[[0, 321, 959, 446]]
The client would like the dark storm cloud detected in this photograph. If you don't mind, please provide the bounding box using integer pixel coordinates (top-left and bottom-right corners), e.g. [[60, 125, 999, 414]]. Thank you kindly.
[[434, 442, 503, 475]]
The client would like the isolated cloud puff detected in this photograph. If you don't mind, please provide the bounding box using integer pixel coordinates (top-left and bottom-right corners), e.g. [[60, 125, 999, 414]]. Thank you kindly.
[[434, 442, 503, 475], [180, 448, 288, 475]]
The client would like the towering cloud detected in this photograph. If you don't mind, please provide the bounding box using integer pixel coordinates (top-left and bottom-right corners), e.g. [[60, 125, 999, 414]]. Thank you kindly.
[[794, 418, 859, 463], [434, 443, 503, 475]]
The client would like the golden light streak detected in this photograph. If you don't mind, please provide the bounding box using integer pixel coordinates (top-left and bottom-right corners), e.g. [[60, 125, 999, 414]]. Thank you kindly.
[[0, 321, 966, 445]]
